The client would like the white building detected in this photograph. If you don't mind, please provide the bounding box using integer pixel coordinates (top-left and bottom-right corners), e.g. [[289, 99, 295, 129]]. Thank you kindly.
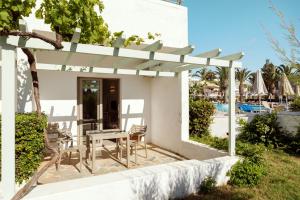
[[0, 0, 242, 199]]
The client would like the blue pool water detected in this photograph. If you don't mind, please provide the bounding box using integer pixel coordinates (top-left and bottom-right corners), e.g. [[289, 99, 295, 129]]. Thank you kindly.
[[214, 103, 266, 112], [214, 103, 229, 112]]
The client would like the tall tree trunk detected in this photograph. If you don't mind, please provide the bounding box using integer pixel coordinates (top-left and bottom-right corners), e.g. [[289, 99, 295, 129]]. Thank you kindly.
[[21, 48, 41, 115], [8, 31, 64, 200], [239, 82, 244, 102]]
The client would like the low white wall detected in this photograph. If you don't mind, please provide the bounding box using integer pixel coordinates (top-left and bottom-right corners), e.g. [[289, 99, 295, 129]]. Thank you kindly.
[[24, 157, 239, 200], [277, 112, 300, 134], [210, 112, 300, 138]]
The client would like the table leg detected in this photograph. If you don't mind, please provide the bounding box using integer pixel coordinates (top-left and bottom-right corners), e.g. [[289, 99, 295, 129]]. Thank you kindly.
[[92, 139, 95, 173], [86, 135, 91, 164], [126, 136, 130, 168]]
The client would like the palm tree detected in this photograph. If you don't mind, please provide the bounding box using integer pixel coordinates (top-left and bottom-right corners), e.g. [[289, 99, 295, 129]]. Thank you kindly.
[[215, 67, 229, 102], [261, 59, 281, 98], [193, 68, 216, 81], [236, 68, 251, 102], [248, 72, 256, 85], [278, 64, 295, 76]]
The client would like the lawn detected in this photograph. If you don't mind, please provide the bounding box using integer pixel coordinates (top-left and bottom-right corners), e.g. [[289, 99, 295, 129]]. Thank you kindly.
[[187, 136, 300, 200]]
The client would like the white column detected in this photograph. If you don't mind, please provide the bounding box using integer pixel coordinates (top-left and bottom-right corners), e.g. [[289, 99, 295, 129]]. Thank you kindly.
[[1, 44, 16, 199], [180, 70, 189, 141], [228, 62, 236, 156]]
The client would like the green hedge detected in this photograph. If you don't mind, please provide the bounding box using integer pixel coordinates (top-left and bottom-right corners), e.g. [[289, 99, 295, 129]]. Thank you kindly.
[[238, 113, 300, 155], [0, 113, 47, 183], [189, 99, 215, 137], [238, 113, 282, 147], [290, 97, 300, 112]]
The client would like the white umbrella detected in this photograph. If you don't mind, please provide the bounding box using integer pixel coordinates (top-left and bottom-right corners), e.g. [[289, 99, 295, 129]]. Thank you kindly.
[[280, 73, 295, 110], [295, 85, 300, 97], [253, 70, 268, 112]]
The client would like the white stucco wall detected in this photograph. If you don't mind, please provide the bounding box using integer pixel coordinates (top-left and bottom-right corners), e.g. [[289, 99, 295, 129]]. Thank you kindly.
[[24, 156, 239, 200], [210, 112, 300, 138], [38, 70, 152, 141], [22, 0, 188, 48], [1, 0, 188, 140], [150, 76, 182, 151], [101, 0, 188, 47]]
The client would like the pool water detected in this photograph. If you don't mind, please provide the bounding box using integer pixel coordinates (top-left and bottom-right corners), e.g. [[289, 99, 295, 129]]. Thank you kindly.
[[214, 103, 229, 112], [214, 103, 265, 112]]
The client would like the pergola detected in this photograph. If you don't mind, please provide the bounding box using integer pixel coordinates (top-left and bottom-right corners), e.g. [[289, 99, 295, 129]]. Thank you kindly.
[[0, 28, 243, 199]]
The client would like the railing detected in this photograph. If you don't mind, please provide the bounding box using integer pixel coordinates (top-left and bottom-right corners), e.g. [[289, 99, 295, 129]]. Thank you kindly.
[[162, 0, 183, 5]]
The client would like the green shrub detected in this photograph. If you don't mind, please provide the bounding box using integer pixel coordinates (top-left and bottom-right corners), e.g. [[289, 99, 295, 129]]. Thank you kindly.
[[0, 113, 47, 184], [228, 158, 267, 187], [199, 176, 216, 194], [229, 142, 267, 187], [239, 113, 300, 155], [238, 113, 283, 147], [290, 97, 300, 112], [190, 134, 267, 187], [189, 99, 215, 137], [236, 142, 265, 164]]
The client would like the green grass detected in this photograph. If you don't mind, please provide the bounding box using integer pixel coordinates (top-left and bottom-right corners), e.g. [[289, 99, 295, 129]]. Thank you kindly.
[[187, 136, 300, 200]]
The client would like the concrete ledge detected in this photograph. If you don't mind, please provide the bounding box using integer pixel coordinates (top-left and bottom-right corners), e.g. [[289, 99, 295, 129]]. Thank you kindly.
[[180, 140, 228, 160], [24, 157, 239, 200]]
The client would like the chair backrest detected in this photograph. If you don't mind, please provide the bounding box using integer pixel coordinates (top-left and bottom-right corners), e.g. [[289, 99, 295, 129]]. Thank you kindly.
[[46, 123, 60, 134], [128, 125, 147, 135]]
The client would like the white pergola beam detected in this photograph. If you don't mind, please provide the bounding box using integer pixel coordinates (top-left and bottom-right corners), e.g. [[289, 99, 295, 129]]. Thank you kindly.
[[1, 44, 16, 200], [218, 52, 245, 61], [173, 55, 243, 72], [228, 61, 236, 156], [112, 36, 125, 48], [71, 28, 81, 43], [148, 45, 195, 70], [142, 40, 163, 51], [136, 60, 160, 70], [3, 36, 242, 68], [172, 45, 195, 55], [196, 48, 222, 58], [113, 40, 163, 68], [36, 63, 176, 77]]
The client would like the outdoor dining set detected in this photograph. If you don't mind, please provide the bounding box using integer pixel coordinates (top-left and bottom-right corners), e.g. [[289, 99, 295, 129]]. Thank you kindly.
[[47, 124, 148, 174]]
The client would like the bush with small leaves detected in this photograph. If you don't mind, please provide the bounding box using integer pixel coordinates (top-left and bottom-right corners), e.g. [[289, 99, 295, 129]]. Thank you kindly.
[[0, 113, 47, 184], [189, 99, 215, 137], [290, 97, 300, 112], [199, 176, 216, 194], [228, 158, 267, 187], [238, 113, 283, 147]]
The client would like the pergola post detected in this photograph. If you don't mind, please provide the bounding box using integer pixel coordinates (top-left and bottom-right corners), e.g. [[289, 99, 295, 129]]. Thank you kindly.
[[1, 44, 16, 199], [228, 61, 236, 156]]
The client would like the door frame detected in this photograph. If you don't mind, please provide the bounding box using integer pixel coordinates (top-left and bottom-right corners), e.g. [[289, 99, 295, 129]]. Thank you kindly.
[[77, 77, 121, 144]]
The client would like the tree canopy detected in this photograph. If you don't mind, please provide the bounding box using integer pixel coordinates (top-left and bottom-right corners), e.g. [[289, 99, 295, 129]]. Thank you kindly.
[[0, 0, 36, 31], [35, 0, 110, 44]]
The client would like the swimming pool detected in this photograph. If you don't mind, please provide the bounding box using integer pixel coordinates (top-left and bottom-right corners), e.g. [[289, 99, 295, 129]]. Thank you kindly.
[[214, 103, 266, 112], [214, 103, 229, 112]]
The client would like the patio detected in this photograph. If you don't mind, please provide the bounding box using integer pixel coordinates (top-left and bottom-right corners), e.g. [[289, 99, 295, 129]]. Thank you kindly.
[[1, 23, 242, 199], [39, 144, 186, 184]]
